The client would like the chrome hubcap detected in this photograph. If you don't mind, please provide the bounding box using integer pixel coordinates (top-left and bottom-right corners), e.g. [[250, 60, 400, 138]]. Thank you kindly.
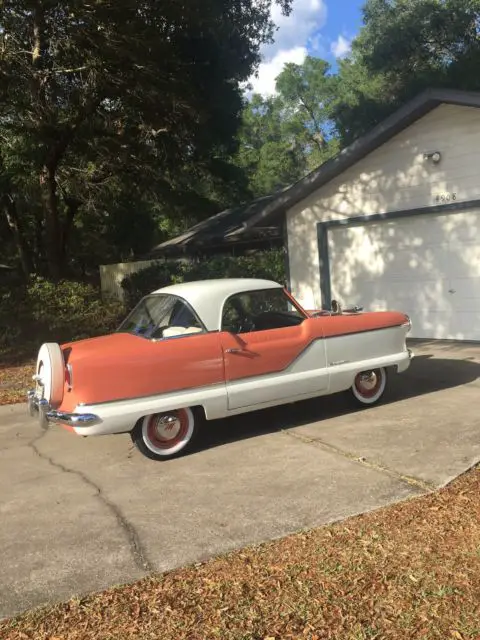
[[358, 371, 377, 391], [154, 415, 181, 441]]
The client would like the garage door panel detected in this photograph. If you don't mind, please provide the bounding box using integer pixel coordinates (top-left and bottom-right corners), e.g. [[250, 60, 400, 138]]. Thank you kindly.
[[449, 278, 480, 313], [328, 210, 480, 341], [449, 277, 480, 299], [449, 312, 480, 340]]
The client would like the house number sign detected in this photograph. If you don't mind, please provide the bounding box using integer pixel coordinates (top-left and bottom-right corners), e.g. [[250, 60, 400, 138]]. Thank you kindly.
[[435, 192, 457, 204]]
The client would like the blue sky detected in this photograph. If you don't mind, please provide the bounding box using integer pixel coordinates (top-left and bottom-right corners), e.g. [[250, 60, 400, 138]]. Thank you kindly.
[[248, 0, 365, 96]]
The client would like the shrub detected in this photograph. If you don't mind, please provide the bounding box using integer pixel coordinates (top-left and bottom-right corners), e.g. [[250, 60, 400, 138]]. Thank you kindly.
[[0, 276, 125, 360], [120, 260, 184, 309], [121, 249, 286, 307]]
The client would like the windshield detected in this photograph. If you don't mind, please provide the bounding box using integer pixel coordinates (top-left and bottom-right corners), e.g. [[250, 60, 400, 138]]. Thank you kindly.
[[117, 294, 205, 340]]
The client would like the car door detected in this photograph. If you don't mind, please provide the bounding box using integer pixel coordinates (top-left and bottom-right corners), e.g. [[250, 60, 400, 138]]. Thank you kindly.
[[219, 288, 328, 411]]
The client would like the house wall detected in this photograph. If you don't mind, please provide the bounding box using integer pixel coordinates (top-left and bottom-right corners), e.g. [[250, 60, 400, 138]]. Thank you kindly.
[[286, 104, 480, 309]]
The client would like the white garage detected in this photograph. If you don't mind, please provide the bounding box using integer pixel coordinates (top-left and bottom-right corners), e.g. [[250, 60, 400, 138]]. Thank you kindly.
[[243, 88, 480, 341]]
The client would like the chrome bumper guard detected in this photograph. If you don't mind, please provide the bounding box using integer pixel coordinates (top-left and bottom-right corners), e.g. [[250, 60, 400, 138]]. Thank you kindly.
[[27, 390, 101, 429]]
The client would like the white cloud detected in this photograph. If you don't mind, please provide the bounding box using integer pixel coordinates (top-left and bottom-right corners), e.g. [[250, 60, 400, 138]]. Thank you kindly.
[[248, 46, 308, 97], [331, 34, 352, 59], [248, 0, 328, 97]]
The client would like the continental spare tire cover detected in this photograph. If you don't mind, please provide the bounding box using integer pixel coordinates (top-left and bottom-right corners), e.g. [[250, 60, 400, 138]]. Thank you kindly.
[[36, 343, 64, 408]]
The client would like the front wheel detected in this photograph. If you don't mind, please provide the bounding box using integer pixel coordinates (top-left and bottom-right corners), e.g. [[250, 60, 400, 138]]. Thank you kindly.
[[351, 368, 387, 406], [131, 407, 199, 461]]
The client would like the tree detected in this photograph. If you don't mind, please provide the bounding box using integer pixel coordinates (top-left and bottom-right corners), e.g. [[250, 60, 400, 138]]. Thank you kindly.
[[332, 54, 392, 146], [334, 0, 480, 144], [275, 57, 339, 170], [235, 93, 306, 197], [0, 0, 292, 279], [235, 56, 339, 198]]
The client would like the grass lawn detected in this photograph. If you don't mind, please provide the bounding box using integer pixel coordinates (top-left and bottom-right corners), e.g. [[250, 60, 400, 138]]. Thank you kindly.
[[1, 467, 479, 640]]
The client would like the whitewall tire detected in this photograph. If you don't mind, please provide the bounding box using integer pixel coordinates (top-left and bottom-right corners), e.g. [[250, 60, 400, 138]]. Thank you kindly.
[[131, 408, 198, 461], [351, 368, 387, 406], [36, 342, 65, 408]]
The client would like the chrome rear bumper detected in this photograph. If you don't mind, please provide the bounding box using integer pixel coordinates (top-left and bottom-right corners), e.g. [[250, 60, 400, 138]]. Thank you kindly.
[[27, 390, 101, 429]]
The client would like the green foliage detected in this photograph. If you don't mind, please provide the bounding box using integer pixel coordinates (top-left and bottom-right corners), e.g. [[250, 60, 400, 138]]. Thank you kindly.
[[0, 276, 125, 354], [121, 250, 286, 307], [334, 0, 480, 144], [235, 56, 339, 197], [25, 277, 125, 340], [4, 0, 480, 289], [121, 261, 185, 308], [0, 0, 292, 279], [275, 57, 340, 170]]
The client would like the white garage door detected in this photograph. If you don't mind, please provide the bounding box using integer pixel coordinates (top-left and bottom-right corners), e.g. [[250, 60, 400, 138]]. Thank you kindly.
[[328, 209, 480, 341]]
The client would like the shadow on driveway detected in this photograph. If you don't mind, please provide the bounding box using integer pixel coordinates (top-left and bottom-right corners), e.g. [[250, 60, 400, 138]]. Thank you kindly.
[[199, 353, 480, 452]]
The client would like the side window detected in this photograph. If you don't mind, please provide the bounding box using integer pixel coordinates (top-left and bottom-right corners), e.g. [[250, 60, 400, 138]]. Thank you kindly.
[[221, 289, 305, 334], [162, 299, 204, 338], [222, 297, 245, 334]]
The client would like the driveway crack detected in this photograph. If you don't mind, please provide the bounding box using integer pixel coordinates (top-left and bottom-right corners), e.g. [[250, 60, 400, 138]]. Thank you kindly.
[[282, 429, 435, 493], [28, 431, 154, 573]]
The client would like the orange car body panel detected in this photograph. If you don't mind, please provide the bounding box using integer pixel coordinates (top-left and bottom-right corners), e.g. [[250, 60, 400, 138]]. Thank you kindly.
[[220, 319, 322, 381], [58, 309, 408, 411], [59, 332, 225, 412]]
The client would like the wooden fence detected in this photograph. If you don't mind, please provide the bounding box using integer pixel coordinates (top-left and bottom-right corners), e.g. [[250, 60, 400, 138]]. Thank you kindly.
[[100, 260, 157, 301]]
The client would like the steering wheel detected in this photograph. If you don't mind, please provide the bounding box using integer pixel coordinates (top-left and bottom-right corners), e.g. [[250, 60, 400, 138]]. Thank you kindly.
[[237, 317, 255, 334]]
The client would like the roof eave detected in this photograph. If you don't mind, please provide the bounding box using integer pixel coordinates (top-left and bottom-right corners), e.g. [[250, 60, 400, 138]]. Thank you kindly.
[[235, 87, 480, 232]]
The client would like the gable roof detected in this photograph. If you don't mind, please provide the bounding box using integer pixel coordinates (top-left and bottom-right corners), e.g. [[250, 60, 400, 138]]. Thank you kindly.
[[146, 194, 283, 258], [230, 88, 480, 233]]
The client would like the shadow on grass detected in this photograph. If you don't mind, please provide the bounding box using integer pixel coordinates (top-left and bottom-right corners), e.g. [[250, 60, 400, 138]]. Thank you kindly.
[[199, 352, 480, 452]]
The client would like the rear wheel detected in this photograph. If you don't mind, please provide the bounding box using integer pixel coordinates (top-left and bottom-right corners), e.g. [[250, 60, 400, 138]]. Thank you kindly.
[[131, 407, 199, 461], [351, 368, 387, 406]]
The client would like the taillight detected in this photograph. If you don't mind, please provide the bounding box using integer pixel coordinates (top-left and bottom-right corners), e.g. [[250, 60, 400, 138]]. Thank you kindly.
[[402, 315, 412, 333], [65, 363, 73, 391]]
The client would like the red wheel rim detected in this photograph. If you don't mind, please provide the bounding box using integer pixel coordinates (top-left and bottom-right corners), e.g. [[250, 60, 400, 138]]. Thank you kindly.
[[146, 410, 189, 450], [354, 370, 382, 399]]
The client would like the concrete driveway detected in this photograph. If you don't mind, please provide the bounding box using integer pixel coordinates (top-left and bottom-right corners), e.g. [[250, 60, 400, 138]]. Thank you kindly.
[[1, 340, 479, 619]]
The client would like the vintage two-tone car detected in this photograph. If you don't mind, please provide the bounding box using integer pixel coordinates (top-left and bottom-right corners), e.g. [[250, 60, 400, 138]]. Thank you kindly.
[[27, 278, 413, 460]]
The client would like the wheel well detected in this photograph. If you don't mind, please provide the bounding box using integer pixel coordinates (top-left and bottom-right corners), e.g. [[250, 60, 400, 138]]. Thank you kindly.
[[192, 405, 207, 422]]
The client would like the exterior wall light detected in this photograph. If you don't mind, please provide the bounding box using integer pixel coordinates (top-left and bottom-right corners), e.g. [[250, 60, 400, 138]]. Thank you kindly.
[[423, 150, 442, 164]]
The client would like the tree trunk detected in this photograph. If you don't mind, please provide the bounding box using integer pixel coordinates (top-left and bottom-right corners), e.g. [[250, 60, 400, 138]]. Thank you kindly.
[[40, 165, 62, 280], [2, 194, 34, 279], [59, 197, 80, 274]]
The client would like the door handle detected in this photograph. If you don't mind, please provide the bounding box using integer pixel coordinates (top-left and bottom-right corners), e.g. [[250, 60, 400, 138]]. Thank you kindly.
[[225, 348, 243, 354]]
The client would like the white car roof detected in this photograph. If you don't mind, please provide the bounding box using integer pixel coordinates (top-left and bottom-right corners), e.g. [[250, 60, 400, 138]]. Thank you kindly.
[[152, 278, 282, 331]]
